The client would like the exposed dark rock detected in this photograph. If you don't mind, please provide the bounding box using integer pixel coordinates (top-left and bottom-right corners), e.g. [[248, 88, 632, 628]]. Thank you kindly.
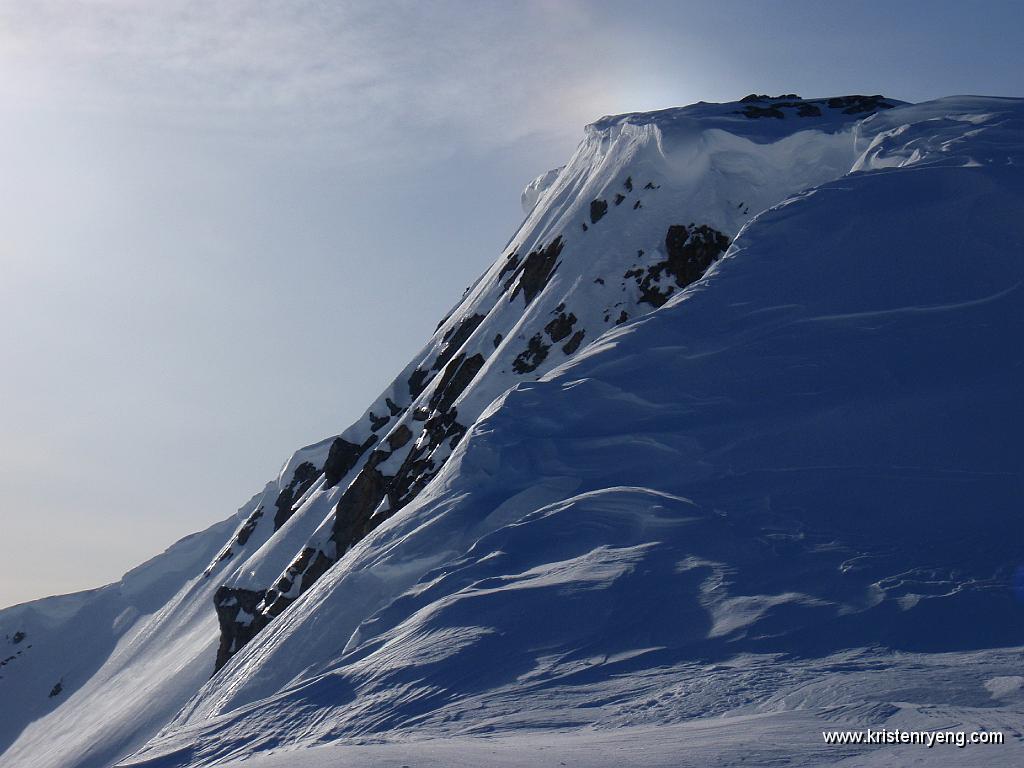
[[624, 176, 633, 192], [616, 311, 629, 325], [644, 181, 659, 190], [633, 200, 642, 210], [272, 461, 320, 530], [323, 436, 375, 488], [11, 631, 25, 645], [638, 224, 731, 307], [49, 681, 62, 698], [544, 311, 577, 342], [408, 368, 429, 399], [594, 278, 604, 285], [430, 352, 486, 413], [737, 99, 822, 119], [796, 103, 822, 117], [433, 313, 485, 370], [387, 424, 413, 451], [590, 199, 608, 224], [581, 222, 588, 232], [385, 397, 403, 416], [741, 93, 800, 102], [213, 586, 267, 671], [413, 406, 429, 421], [210, 548, 233, 571], [497, 251, 520, 283], [562, 330, 585, 355], [263, 546, 327, 617], [737, 95, 892, 120], [387, 408, 465, 511], [739, 104, 785, 119], [614, 193, 626, 206], [512, 333, 551, 374], [506, 237, 564, 306], [330, 465, 389, 555], [493, 333, 503, 348], [235, 506, 264, 546], [827, 94, 895, 114], [369, 411, 389, 431]]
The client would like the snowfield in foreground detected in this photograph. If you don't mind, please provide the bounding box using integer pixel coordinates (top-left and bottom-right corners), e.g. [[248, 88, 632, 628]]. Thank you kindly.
[[2, 94, 1023, 768]]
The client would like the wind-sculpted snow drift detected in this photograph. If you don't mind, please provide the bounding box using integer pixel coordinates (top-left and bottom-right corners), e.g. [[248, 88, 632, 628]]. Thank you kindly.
[[2, 95, 1023, 768]]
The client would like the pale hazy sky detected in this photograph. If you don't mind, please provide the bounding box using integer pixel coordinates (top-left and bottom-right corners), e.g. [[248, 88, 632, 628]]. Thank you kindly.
[[2, 0, 1022, 608]]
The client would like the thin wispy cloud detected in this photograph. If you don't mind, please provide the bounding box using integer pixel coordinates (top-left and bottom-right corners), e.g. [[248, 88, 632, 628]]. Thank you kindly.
[[1, 0, 611, 163]]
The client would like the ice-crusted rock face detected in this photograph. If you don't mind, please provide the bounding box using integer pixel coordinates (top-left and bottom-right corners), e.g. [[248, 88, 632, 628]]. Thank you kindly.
[[6, 93, 1024, 768]]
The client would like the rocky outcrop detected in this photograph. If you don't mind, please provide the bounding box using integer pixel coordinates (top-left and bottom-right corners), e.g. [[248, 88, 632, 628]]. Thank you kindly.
[[504, 237, 564, 305], [213, 586, 267, 671], [272, 461, 319, 529], [324, 436, 375, 487], [637, 224, 730, 307], [736, 93, 895, 119]]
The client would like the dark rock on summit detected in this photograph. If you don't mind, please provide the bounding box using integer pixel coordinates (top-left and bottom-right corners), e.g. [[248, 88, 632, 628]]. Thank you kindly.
[[827, 94, 895, 113], [590, 199, 608, 224]]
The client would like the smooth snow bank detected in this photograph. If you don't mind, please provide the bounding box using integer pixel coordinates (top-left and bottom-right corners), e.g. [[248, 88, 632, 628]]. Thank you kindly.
[[122, 96, 1024, 767]]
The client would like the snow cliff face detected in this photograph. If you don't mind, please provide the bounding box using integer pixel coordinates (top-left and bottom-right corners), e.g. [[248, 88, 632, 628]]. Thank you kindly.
[[3, 94, 1024, 768]]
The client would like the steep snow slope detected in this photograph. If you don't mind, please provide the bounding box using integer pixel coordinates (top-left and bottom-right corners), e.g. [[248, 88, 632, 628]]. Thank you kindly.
[[113, 96, 1024, 766], [3, 94, 1023, 768]]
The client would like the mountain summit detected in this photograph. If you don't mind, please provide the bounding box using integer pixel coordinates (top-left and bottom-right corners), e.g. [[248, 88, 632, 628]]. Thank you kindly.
[[3, 94, 1023, 768]]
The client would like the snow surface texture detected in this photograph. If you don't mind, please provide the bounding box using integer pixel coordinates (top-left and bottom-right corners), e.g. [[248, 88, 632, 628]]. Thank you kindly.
[[2, 94, 1023, 768]]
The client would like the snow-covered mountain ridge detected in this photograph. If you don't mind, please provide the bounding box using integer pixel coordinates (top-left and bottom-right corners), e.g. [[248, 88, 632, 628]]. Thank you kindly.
[[2, 93, 1023, 768]]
